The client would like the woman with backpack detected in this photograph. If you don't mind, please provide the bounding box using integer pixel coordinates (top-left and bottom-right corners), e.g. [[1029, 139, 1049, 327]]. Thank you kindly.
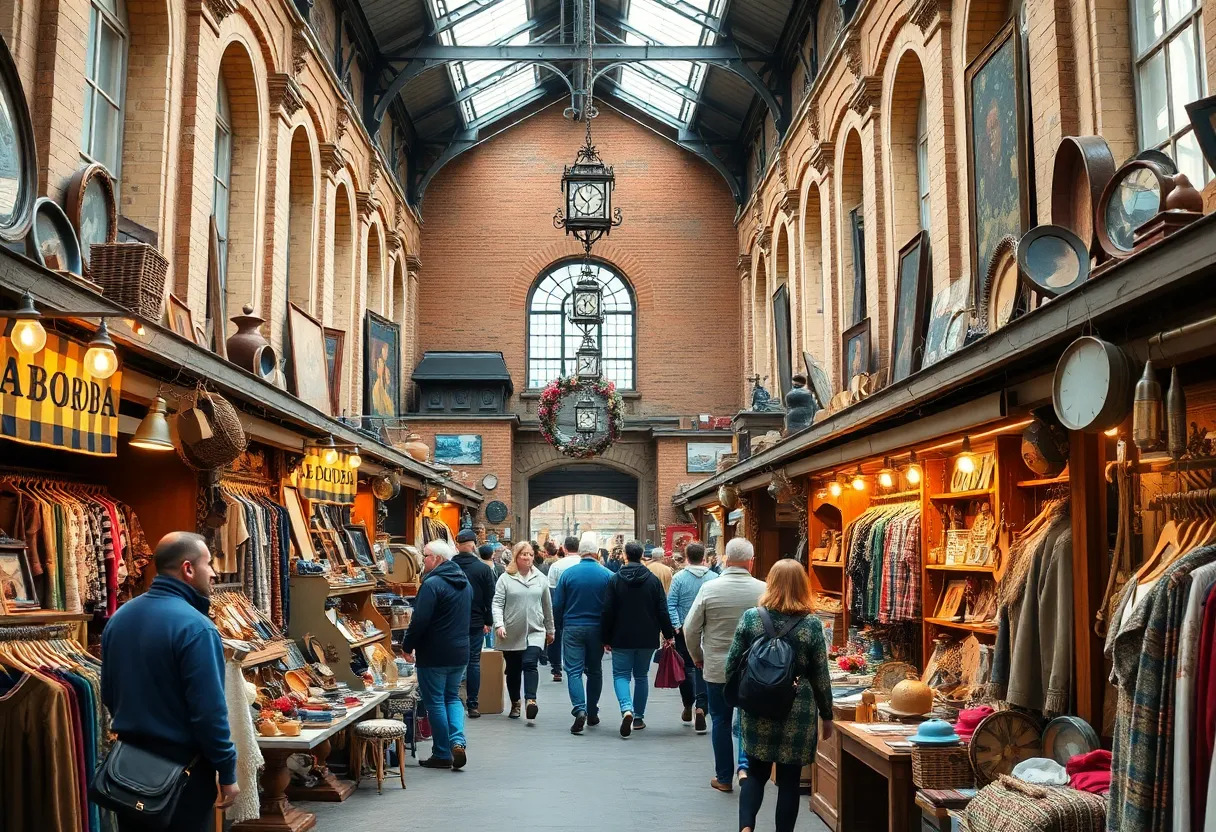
[[724, 559, 835, 832]]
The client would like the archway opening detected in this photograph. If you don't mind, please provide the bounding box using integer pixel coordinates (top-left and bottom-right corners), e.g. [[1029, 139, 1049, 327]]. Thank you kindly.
[[527, 464, 640, 542], [772, 224, 793, 397], [332, 182, 355, 412], [286, 126, 315, 323]]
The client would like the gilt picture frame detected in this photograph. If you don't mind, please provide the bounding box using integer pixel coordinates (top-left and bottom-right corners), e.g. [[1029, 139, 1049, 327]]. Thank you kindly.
[[841, 318, 872, 388], [363, 311, 401, 419]]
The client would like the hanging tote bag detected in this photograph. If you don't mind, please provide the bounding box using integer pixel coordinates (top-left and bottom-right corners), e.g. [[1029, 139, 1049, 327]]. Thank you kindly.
[[654, 642, 687, 688]]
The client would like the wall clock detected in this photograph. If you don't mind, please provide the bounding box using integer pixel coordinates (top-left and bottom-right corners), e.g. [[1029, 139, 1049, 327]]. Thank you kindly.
[[1041, 716, 1099, 766], [485, 500, 509, 524], [1017, 225, 1089, 298], [1052, 335, 1132, 432], [969, 711, 1042, 785], [481, 473, 498, 491], [1096, 159, 1173, 258]]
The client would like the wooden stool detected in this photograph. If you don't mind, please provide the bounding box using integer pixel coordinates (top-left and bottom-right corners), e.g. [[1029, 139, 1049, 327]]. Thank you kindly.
[[352, 719, 408, 794]]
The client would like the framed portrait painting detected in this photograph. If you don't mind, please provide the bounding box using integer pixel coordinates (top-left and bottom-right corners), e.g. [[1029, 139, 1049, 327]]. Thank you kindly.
[[323, 327, 345, 418], [0, 541, 38, 610], [966, 20, 1029, 298], [364, 311, 401, 418], [841, 317, 872, 387], [889, 231, 932, 384]]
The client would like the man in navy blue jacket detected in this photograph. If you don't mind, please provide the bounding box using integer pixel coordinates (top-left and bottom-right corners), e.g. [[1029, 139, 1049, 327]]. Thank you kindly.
[[452, 528, 495, 717], [101, 532, 238, 831], [401, 539, 473, 769], [552, 532, 613, 734]]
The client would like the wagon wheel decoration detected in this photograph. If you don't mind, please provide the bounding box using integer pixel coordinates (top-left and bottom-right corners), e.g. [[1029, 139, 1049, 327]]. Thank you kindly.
[[968, 710, 1043, 785]]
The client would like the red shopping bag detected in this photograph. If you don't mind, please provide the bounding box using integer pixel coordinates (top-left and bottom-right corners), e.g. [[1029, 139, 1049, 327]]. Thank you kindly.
[[654, 643, 686, 688]]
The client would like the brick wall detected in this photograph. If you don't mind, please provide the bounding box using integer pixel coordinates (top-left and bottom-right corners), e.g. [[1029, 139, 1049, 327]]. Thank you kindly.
[[417, 105, 744, 419], [408, 419, 515, 521], [655, 435, 722, 532]]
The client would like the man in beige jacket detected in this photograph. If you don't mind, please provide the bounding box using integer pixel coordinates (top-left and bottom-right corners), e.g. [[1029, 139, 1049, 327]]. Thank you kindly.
[[683, 537, 766, 793], [644, 547, 673, 594]]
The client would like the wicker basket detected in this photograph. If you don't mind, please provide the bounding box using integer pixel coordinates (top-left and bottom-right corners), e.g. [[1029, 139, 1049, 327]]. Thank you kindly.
[[912, 744, 976, 789], [89, 242, 168, 321], [174, 390, 247, 470]]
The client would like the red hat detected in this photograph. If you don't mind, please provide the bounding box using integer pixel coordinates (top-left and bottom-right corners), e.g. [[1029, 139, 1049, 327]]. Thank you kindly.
[[954, 706, 995, 741]]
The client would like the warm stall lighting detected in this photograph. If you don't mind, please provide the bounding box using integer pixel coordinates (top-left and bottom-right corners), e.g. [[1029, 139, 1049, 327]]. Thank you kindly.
[[7, 290, 46, 356], [347, 452, 362, 470], [905, 450, 922, 485], [877, 457, 895, 489], [828, 480, 843, 498], [319, 436, 340, 466], [851, 465, 867, 491], [955, 436, 976, 474], [1104, 427, 1119, 437], [83, 320, 119, 380], [129, 397, 174, 451]]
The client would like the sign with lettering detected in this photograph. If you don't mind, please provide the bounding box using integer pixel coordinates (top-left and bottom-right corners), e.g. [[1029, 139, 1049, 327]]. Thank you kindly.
[[0, 331, 121, 456], [296, 452, 357, 504]]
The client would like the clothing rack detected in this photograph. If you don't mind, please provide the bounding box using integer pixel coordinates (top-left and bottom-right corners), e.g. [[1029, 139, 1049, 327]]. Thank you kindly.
[[0, 467, 106, 490], [1147, 487, 1216, 514], [0, 623, 73, 641], [870, 490, 921, 504], [219, 472, 278, 492]]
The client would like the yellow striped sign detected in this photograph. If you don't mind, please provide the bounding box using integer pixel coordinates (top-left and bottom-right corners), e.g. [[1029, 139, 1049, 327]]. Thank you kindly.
[[0, 331, 121, 456], [296, 452, 357, 504]]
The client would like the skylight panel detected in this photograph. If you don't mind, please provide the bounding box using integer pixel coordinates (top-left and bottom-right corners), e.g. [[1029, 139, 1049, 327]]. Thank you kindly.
[[618, 65, 687, 120], [613, 0, 719, 124]]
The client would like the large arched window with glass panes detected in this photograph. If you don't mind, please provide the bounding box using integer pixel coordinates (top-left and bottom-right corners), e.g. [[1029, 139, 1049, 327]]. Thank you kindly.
[[81, 0, 128, 194], [527, 261, 635, 390]]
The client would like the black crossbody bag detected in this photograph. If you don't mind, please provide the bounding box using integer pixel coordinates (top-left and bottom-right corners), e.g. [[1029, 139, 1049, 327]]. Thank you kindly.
[[89, 740, 198, 828]]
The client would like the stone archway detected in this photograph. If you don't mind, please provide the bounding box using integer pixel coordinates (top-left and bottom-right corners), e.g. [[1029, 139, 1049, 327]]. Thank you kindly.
[[513, 434, 656, 543]]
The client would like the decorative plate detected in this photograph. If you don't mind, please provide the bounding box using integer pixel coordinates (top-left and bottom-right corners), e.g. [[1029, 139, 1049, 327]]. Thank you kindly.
[[0, 32, 37, 242], [65, 162, 118, 272], [481, 473, 498, 491], [1041, 716, 1100, 765], [1017, 225, 1090, 298], [25, 197, 83, 275], [981, 236, 1022, 332], [969, 710, 1043, 785], [872, 661, 918, 693], [485, 500, 509, 524], [1097, 159, 1173, 258]]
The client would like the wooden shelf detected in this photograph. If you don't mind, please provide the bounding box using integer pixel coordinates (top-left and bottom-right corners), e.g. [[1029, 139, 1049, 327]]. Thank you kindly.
[[928, 488, 995, 501], [346, 631, 388, 650], [0, 611, 92, 625], [323, 582, 376, 597], [811, 561, 844, 569], [926, 564, 996, 573], [924, 617, 998, 635], [1016, 475, 1070, 488], [240, 643, 289, 668]]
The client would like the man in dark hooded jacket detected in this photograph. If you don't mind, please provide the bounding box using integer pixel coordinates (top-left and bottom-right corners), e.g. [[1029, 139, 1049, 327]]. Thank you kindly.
[[452, 528, 495, 717], [402, 539, 473, 769], [601, 540, 675, 738]]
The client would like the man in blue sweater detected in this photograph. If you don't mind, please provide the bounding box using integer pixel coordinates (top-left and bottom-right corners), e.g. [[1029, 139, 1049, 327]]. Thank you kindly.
[[101, 532, 238, 831], [401, 539, 473, 770], [552, 531, 613, 734]]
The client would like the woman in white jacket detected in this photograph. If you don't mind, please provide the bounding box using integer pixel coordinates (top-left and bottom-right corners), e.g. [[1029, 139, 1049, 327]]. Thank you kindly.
[[492, 541, 555, 721]]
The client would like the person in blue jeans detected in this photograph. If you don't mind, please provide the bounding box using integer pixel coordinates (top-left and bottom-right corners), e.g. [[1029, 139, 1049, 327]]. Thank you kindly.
[[400, 539, 472, 770], [601, 540, 675, 738], [552, 531, 613, 734], [451, 529, 495, 718], [667, 542, 717, 731]]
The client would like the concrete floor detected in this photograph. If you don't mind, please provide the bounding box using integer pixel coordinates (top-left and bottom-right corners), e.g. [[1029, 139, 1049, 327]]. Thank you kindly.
[[305, 654, 830, 831]]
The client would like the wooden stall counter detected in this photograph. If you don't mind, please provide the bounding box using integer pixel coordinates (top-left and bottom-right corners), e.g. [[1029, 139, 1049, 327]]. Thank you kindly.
[[832, 720, 919, 832], [233, 690, 389, 832]]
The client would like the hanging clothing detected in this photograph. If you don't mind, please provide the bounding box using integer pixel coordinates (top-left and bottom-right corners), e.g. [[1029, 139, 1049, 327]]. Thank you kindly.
[[1173, 561, 1216, 832], [844, 502, 920, 624], [1192, 581, 1216, 829], [215, 484, 292, 626]]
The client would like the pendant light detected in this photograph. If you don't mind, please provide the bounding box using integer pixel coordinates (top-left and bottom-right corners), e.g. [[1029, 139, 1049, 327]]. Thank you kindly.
[[1166, 367, 1186, 461], [851, 465, 867, 491], [129, 397, 174, 451], [828, 478, 843, 498], [8, 290, 45, 355], [319, 435, 340, 466], [83, 319, 119, 380], [877, 457, 895, 489], [905, 450, 922, 485], [347, 451, 362, 470], [955, 436, 976, 474]]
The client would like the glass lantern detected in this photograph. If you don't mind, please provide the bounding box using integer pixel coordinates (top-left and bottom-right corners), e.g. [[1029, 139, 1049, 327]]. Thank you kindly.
[[575, 395, 599, 434], [576, 334, 602, 380], [569, 265, 604, 327]]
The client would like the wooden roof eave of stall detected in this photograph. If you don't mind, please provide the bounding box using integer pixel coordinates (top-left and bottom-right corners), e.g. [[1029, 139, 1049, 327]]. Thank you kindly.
[[676, 212, 1216, 510], [0, 249, 482, 505]]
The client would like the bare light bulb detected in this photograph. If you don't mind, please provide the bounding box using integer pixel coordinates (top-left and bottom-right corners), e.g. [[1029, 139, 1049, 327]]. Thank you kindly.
[[878, 470, 894, 489], [84, 343, 118, 379], [323, 447, 339, 466], [10, 318, 46, 355], [906, 465, 922, 485], [828, 481, 843, 498], [348, 452, 362, 470]]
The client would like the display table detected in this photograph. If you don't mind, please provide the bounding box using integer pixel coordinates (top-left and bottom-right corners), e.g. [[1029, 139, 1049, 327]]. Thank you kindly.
[[233, 690, 390, 832], [834, 721, 918, 832]]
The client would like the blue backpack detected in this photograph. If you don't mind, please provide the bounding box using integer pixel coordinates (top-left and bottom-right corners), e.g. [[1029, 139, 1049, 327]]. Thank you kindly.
[[731, 608, 804, 720]]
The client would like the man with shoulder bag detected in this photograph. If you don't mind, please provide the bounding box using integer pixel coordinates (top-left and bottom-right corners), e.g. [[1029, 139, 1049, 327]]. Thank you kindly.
[[97, 532, 238, 831]]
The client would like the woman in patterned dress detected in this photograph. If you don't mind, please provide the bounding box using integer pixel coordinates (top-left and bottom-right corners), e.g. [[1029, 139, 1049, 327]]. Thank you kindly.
[[725, 559, 835, 832]]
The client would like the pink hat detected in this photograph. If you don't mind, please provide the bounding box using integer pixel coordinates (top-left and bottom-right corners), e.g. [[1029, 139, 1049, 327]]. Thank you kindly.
[[954, 706, 995, 741]]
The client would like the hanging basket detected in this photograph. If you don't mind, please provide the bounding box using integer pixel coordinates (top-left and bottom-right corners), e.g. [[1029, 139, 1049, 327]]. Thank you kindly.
[[174, 390, 247, 470]]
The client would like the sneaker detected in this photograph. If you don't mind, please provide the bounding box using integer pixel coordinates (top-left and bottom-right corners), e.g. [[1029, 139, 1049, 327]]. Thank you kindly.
[[682, 705, 693, 723], [509, 701, 521, 719], [418, 756, 452, 769], [451, 745, 467, 771], [526, 700, 539, 721], [468, 707, 481, 719], [587, 714, 600, 727], [620, 711, 634, 738], [552, 671, 563, 682], [571, 711, 587, 734], [710, 778, 733, 793], [632, 717, 646, 730], [694, 708, 707, 733]]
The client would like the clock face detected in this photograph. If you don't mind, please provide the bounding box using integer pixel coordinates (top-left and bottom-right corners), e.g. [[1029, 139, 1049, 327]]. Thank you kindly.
[[1053, 340, 1112, 430], [573, 183, 604, 217], [574, 293, 600, 317], [576, 408, 598, 431], [578, 354, 599, 374]]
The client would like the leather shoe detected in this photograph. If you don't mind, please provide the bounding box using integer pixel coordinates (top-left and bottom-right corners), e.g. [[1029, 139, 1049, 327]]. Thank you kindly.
[[682, 705, 693, 723], [571, 711, 587, 734], [632, 718, 646, 730], [526, 700, 539, 720], [587, 714, 600, 727], [694, 708, 707, 733], [710, 778, 733, 793], [451, 745, 467, 770], [419, 756, 452, 769], [468, 707, 481, 719]]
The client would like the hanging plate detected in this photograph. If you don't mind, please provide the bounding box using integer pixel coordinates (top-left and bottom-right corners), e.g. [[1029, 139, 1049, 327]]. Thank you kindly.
[[969, 710, 1043, 785], [485, 500, 509, 524], [25, 196, 83, 276], [981, 236, 1023, 333], [1041, 716, 1100, 765]]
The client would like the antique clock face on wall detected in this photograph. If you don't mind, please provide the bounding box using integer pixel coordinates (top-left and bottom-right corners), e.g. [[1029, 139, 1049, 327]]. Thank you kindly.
[[573, 292, 600, 319], [572, 183, 605, 218], [1052, 336, 1132, 432]]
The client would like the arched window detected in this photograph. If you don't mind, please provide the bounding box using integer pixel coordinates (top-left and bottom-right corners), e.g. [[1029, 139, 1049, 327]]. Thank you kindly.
[[81, 0, 128, 193], [527, 262, 635, 390], [1131, 0, 1208, 183], [211, 75, 233, 290], [916, 95, 931, 230]]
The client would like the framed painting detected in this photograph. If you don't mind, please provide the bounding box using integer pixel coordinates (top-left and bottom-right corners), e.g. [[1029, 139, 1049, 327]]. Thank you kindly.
[[841, 317, 872, 386], [687, 441, 732, 473], [343, 524, 375, 568], [665, 525, 697, 556], [167, 294, 194, 341], [283, 486, 316, 561], [434, 434, 483, 465], [889, 231, 932, 384], [966, 20, 1030, 300], [771, 283, 793, 398], [287, 303, 332, 415], [802, 352, 833, 410], [364, 311, 401, 418], [323, 326, 345, 418], [0, 541, 38, 610]]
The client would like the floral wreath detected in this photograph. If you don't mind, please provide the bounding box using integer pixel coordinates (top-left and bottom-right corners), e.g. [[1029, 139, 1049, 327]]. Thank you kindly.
[[538, 375, 625, 459]]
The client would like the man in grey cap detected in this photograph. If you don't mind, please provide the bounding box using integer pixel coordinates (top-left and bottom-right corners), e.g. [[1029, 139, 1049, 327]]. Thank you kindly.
[[452, 528, 495, 718]]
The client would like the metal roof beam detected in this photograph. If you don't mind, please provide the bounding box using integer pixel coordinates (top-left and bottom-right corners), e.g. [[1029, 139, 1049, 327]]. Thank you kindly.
[[429, 0, 509, 36], [677, 128, 743, 203], [641, 0, 724, 35]]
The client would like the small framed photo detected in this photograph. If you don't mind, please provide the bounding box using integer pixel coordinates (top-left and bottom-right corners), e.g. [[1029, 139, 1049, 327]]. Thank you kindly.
[[687, 442, 733, 474], [840, 317, 872, 387], [167, 294, 195, 341], [0, 541, 39, 611]]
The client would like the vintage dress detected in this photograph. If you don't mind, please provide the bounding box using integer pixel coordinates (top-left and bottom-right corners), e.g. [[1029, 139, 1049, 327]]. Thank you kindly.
[[724, 608, 834, 765]]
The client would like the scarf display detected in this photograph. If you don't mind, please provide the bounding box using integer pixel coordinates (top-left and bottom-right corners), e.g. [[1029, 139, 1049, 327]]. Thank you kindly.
[[223, 659, 264, 823]]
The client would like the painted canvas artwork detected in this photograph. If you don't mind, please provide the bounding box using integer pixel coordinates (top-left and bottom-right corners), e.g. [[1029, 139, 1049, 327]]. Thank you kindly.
[[364, 311, 401, 418], [435, 434, 483, 465], [687, 442, 733, 473]]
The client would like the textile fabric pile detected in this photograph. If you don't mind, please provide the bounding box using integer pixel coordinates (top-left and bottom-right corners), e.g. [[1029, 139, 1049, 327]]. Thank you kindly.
[[0, 477, 152, 614], [844, 502, 922, 624], [216, 484, 291, 627]]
